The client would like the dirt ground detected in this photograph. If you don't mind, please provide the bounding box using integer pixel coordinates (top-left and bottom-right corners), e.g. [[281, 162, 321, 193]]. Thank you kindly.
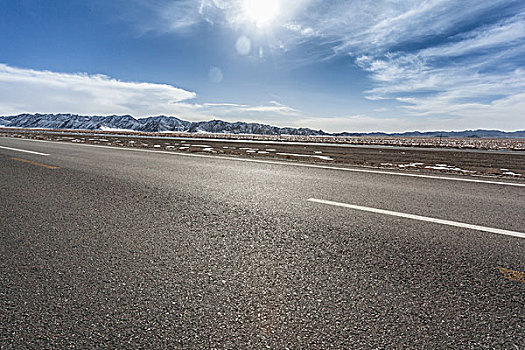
[[2, 129, 524, 180]]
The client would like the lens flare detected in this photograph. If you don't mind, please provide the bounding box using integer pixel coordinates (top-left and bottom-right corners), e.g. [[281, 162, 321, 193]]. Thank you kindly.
[[236, 36, 251, 55], [209, 67, 223, 83]]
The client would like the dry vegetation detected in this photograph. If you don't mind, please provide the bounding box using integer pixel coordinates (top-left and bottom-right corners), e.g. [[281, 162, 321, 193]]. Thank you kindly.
[[2, 128, 524, 180]]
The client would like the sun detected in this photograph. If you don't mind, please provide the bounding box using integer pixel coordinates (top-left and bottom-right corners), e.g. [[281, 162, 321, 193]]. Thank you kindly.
[[242, 0, 280, 27]]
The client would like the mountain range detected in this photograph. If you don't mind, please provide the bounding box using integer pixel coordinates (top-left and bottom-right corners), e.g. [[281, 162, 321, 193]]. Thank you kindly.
[[1, 113, 524, 138]]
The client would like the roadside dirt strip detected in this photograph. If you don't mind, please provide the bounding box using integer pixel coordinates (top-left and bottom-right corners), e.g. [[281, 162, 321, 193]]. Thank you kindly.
[[2, 129, 524, 180]]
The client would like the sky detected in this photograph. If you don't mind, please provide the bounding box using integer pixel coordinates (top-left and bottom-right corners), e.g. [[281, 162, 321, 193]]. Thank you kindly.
[[1, 0, 524, 132]]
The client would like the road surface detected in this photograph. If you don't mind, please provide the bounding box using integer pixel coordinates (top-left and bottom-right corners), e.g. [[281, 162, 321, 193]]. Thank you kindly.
[[1, 137, 524, 349]]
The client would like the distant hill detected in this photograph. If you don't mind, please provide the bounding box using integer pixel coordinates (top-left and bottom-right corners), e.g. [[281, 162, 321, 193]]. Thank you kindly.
[[335, 129, 525, 138], [0, 113, 524, 138]]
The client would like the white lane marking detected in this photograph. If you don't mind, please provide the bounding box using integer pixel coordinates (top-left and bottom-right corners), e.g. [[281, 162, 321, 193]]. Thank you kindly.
[[6, 137, 525, 188], [0, 145, 49, 156], [308, 198, 525, 239]]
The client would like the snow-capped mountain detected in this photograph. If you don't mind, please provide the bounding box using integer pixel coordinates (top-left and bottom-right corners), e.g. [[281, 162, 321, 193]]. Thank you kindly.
[[0, 116, 10, 126], [0, 114, 142, 130], [135, 116, 192, 132], [0, 113, 326, 136], [1, 113, 524, 137], [187, 120, 324, 136]]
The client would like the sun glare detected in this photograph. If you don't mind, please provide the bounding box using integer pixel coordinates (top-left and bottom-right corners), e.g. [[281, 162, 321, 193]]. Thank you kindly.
[[242, 0, 280, 27]]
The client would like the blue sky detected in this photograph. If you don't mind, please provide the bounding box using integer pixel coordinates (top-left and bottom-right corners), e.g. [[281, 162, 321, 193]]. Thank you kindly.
[[1, 0, 524, 132]]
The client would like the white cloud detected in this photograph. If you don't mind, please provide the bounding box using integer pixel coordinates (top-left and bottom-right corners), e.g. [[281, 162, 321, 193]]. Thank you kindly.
[[310, 1, 518, 55], [348, 9, 525, 130], [3, 61, 521, 132], [0, 64, 196, 117], [119, 0, 315, 35], [113, 0, 204, 35], [238, 100, 299, 114], [295, 2, 525, 130], [11, 1, 522, 132], [119, 0, 525, 131], [0, 63, 304, 126], [202, 102, 248, 107], [175, 99, 300, 123], [291, 114, 516, 134], [418, 13, 525, 59]]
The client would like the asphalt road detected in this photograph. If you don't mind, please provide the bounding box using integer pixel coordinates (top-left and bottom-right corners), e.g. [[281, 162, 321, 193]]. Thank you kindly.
[[1, 137, 524, 349]]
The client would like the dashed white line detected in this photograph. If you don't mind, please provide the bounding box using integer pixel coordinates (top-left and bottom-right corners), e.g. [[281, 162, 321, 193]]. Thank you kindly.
[[0, 145, 49, 156], [4, 137, 525, 187], [308, 198, 525, 239]]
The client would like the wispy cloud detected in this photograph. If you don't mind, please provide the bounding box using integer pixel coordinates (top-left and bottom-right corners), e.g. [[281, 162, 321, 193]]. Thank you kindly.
[[202, 102, 249, 108], [171, 99, 301, 123], [290, 1, 525, 129], [115, 1, 525, 130], [353, 10, 525, 129], [191, 100, 298, 113], [236, 100, 299, 114], [115, 0, 314, 35], [20, 1, 522, 131], [109, 0, 205, 35]]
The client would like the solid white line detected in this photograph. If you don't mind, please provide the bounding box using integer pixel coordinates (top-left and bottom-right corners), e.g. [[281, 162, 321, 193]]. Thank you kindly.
[[5, 137, 525, 187], [0, 145, 49, 156], [308, 198, 525, 239]]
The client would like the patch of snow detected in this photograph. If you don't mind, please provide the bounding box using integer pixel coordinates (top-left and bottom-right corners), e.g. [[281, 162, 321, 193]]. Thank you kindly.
[[426, 165, 450, 170], [99, 126, 134, 132], [315, 155, 334, 161], [503, 171, 522, 176], [258, 151, 269, 154], [425, 164, 473, 173], [398, 162, 424, 168]]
